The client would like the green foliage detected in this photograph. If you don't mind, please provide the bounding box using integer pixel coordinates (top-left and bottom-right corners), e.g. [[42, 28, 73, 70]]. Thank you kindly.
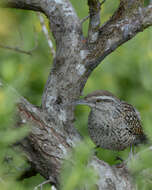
[[0, 86, 30, 190], [128, 147, 152, 190], [144, 0, 151, 6], [60, 139, 97, 190], [0, 9, 52, 190]]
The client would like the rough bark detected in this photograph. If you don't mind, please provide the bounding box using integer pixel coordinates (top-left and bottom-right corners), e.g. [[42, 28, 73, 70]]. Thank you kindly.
[[1, 0, 152, 189], [88, 0, 101, 43]]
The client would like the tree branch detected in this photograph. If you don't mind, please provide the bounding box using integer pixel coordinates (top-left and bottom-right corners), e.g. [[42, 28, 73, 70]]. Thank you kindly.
[[16, 94, 136, 190], [1, 0, 81, 43], [0, 42, 38, 55], [0, 0, 43, 12], [0, 80, 134, 189], [86, 3, 152, 70], [37, 12, 56, 58], [88, 0, 101, 43], [1, 1, 84, 119]]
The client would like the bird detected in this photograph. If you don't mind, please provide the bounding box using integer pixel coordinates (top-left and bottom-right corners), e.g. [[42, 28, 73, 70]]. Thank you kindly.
[[75, 90, 147, 151]]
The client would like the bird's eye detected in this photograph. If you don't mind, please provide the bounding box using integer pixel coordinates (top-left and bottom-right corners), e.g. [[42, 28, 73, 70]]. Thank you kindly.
[[96, 99, 102, 102], [96, 99, 113, 103]]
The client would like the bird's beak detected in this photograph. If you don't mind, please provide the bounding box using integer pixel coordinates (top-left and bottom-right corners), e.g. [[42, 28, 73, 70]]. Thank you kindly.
[[74, 99, 95, 107]]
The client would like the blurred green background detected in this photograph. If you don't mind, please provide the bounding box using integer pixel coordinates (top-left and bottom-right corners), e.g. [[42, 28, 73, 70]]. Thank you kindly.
[[0, 0, 152, 189]]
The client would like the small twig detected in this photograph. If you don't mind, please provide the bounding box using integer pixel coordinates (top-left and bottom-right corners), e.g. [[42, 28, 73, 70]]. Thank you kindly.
[[0, 78, 21, 99], [80, 15, 90, 24], [81, 0, 106, 25], [37, 12, 56, 58], [0, 44, 33, 56], [0, 30, 38, 57], [100, 0, 106, 6], [33, 175, 56, 190], [34, 179, 52, 190]]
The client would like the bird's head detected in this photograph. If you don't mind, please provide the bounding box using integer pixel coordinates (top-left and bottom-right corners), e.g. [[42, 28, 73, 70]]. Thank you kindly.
[[75, 90, 120, 108]]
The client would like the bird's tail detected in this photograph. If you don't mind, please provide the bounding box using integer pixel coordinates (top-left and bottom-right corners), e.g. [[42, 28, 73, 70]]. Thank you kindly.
[[135, 133, 149, 146], [140, 133, 149, 144]]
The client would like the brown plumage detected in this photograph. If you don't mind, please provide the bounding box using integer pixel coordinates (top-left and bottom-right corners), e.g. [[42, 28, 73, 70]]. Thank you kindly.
[[76, 90, 147, 151]]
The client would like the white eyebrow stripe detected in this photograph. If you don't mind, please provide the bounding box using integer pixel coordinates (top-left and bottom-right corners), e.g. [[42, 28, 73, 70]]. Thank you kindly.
[[89, 96, 117, 102]]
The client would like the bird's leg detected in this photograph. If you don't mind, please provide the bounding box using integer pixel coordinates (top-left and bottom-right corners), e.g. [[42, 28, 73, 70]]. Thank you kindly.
[[130, 145, 133, 158], [126, 145, 135, 163]]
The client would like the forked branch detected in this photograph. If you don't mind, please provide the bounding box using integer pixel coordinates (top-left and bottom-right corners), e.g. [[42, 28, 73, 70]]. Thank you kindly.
[[86, 3, 152, 70]]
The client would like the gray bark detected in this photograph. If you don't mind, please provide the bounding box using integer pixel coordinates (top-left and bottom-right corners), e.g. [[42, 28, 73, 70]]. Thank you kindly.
[[1, 0, 152, 189]]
